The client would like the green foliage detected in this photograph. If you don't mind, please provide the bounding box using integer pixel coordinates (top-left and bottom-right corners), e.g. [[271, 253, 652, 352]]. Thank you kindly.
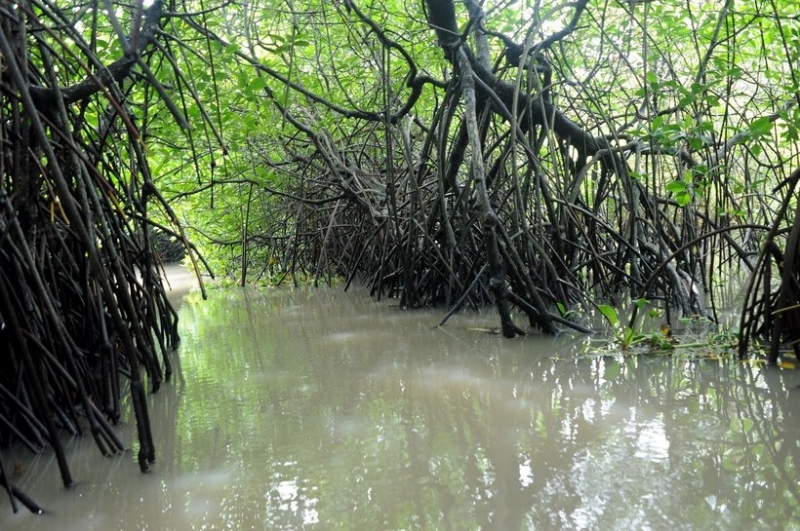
[[61, 0, 800, 300], [158, 3, 800, 360], [595, 300, 663, 351], [597, 304, 620, 328], [591, 299, 745, 360]]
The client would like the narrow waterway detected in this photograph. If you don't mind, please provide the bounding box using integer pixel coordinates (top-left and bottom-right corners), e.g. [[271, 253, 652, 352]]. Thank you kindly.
[[2, 282, 800, 530]]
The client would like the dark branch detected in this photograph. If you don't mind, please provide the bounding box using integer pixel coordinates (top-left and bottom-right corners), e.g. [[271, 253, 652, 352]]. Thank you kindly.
[[29, 0, 165, 107]]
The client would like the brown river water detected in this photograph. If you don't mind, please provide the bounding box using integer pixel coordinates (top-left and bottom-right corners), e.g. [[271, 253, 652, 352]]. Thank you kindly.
[[2, 267, 800, 530]]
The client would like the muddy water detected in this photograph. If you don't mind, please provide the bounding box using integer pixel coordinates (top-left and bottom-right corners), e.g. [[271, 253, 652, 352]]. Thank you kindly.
[[2, 284, 800, 530]]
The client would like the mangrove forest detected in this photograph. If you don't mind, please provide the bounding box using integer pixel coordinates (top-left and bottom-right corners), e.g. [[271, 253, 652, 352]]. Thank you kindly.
[[1, 0, 800, 515]]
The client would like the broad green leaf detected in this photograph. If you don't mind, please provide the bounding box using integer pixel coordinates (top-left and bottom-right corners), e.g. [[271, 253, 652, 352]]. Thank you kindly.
[[665, 181, 686, 193], [749, 117, 774, 136], [597, 304, 619, 327], [676, 191, 692, 207], [677, 95, 695, 108], [247, 77, 267, 92]]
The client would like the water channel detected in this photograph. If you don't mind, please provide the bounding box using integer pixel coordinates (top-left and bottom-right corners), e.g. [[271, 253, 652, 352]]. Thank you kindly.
[[2, 275, 800, 530]]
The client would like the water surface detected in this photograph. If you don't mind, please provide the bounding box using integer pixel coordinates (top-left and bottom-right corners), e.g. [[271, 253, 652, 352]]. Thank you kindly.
[[2, 286, 800, 530]]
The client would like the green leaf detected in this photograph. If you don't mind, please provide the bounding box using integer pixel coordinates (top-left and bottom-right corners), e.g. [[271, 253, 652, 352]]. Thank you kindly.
[[677, 95, 695, 108], [676, 191, 692, 207], [597, 304, 619, 327], [749, 117, 774, 136], [665, 181, 686, 193], [687, 136, 704, 150], [783, 123, 799, 142], [623, 327, 636, 345], [690, 82, 707, 94], [247, 77, 267, 92]]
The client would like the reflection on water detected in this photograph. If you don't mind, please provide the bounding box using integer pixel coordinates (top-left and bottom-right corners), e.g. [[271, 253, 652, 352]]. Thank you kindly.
[[3, 287, 800, 530]]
